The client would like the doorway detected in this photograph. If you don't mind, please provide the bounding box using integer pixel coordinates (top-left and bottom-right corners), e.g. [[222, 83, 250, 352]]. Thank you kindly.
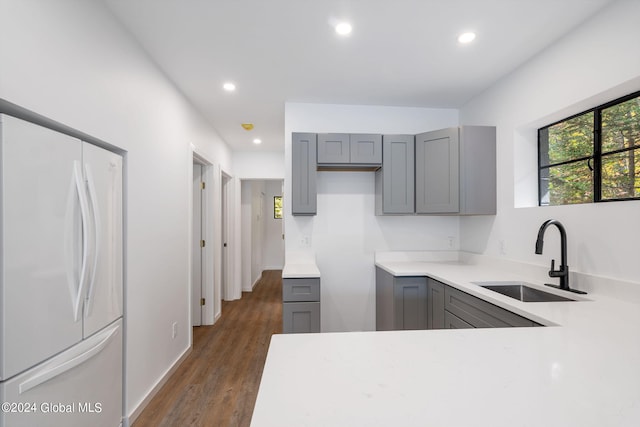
[[192, 163, 205, 326], [191, 152, 215, 327], [240, 179, 285, 292]]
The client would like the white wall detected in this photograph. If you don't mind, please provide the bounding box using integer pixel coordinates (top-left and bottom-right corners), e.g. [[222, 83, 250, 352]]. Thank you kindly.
[[0, 0, 232, 421], [460, 0, 640, 284], [233, 151, 285, 179], [285, 103, 459, 332]]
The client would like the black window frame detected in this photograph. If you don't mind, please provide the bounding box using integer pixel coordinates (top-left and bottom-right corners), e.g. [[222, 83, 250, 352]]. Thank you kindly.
[[538, 90, 640, 206]]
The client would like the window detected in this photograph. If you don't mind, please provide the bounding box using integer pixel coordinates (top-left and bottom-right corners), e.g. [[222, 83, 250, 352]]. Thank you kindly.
[[274, 196, 283, 219], [538, 91, 640, 205]]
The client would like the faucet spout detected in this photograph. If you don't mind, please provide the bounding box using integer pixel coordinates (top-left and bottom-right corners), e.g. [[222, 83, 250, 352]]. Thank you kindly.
[[535, 219, 569, 291]]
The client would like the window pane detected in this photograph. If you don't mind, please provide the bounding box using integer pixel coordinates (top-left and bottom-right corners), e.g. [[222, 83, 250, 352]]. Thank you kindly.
[[543, 161, 593, 205], [602, 95, 640, 154], [601, 148, 640, 200], [541, 111, 594, 166], [274, 196, 283, 219]]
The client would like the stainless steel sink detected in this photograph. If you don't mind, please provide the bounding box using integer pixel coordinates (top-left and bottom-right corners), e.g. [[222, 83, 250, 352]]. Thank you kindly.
[[473, 281, 576, 302]]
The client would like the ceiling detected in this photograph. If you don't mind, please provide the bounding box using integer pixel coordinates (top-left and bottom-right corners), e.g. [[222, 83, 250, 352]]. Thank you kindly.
[[104, 0, 613, 152]]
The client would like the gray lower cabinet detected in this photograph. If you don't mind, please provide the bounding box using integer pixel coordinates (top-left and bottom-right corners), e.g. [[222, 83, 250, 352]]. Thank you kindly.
[[292, 133, 317, 215], [376, 268, 427, 331], [415, 126, 496, 215], [427, 278, 445, 329], [283, 278, 320, 333], [443, 282, 537, 328], [376, 273, 540, 331], [283, 302, 320, 334], [444, 311, 474, 329], [375, 134, 415, 215]]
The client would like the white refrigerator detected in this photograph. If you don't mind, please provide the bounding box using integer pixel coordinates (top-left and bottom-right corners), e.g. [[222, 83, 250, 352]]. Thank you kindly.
[[0, 114, 123, 427]]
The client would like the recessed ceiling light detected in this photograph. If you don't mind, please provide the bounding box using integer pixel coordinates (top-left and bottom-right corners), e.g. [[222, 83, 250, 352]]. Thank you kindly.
[[223, 82, 236, 91], [458, 32, 476, 44], [335, 22, 352, 36], [253, 138, 262, 145]]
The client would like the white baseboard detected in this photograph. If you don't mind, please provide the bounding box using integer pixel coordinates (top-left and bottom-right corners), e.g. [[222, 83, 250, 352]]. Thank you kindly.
[[124, 346, 192, 426], [251, 275, 261, 290]]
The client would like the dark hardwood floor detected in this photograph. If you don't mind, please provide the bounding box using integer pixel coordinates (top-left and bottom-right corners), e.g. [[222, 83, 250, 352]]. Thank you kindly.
[[133, 270, 283, 427]]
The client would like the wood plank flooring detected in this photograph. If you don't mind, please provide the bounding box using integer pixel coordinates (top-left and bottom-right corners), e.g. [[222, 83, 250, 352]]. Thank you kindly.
[[132, 270, 282, 427]]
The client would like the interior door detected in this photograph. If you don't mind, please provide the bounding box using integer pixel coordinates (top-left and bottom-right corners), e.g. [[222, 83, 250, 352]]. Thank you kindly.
[[1, 115, 83, 380], [192, 163, 203, 326], [221, 174, 229, 300], [81, 142, 123, 338]]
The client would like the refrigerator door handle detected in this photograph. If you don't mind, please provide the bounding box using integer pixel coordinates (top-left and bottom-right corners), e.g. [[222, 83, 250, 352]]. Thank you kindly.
[[18, 324, 119, 394], [84, 164, 101, 316], [73, 161, 91, 322]]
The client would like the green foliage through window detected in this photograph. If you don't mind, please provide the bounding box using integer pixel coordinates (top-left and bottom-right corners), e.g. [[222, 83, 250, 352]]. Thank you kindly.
[[539, 91, 640, 205], [274, 196, 283, 219]]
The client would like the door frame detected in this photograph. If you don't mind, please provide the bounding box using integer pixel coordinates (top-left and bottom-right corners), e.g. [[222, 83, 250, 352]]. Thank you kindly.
[[189, 147, 215, 327]]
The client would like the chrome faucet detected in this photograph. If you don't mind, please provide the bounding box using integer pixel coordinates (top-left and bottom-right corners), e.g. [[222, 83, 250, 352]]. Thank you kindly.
[[535, 219, 586, 294]]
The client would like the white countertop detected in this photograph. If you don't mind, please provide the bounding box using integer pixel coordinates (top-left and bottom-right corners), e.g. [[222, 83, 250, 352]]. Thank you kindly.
[[282, 263, 320, 278], [252, 257, 640, 426], [282, 251, 321, 278]]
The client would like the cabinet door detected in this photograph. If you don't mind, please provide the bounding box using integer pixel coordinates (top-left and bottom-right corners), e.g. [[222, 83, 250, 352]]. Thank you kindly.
[[459, 126, 496, 215], [350, 134, 382, 164], [393, 277, 427, 330], [427, 279, 445, 329], [376, 135, 414, 214], [317, 133, 349, 164], [445, 311, 474, 329], [292, 133, 317, 215], [375, 267, 395, 331], [283, 302, 320, 333], [416, 128, 459, 213]]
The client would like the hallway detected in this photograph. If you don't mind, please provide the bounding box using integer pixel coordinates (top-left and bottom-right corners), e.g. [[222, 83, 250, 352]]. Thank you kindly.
[[133, 270, 283, 427]]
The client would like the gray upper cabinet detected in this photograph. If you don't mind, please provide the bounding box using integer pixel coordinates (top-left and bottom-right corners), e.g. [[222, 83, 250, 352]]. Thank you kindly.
[[317, 133, 350, 164], [375, 135, 415, 215], [415, 127, 460, 213], [350, 134, 382, 164], [317, 133, 382, 167], [292, 132, 317, 215], [415, 126, 496, 215]]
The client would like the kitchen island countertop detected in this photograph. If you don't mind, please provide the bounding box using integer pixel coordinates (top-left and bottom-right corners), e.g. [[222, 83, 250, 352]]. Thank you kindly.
[[252, 256, 640, 426]]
